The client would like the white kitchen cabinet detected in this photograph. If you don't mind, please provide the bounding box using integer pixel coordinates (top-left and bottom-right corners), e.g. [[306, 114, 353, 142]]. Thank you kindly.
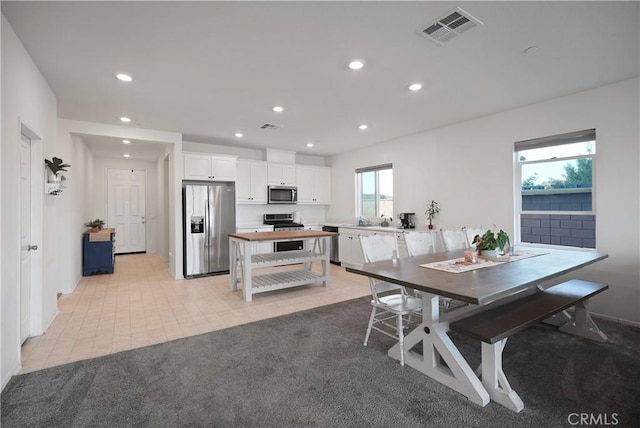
[[267, 163, 296, 186], [236, 160, 268, 203], [304, 225, 322, 231], [236, 226, 273, 254], [296, 165, 331, 204], [184, 153, 237, 181]]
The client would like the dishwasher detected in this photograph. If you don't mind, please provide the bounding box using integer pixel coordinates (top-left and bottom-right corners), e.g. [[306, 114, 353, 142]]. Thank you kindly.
[[322, 226, 341, 265]]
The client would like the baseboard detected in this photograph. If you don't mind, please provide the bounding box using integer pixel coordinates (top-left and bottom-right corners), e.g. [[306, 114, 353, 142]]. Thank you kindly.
[[591, 311, 640, 328], [1, 362, 22, 392]]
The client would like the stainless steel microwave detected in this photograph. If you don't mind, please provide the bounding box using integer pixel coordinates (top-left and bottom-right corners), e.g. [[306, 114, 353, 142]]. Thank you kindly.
[[268, 186, 297, 204]]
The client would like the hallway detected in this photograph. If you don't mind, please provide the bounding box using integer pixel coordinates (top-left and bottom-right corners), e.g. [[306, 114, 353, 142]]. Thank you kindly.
[[20, 253, 370, 373]]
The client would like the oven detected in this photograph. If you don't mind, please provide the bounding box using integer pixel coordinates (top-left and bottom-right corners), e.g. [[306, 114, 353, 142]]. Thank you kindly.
[[264, 213, 304, 252]]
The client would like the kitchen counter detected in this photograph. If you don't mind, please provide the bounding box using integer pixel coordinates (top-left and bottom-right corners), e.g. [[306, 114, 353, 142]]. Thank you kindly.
[[332, 224, 410, 233], [229, 230, 337, 241]]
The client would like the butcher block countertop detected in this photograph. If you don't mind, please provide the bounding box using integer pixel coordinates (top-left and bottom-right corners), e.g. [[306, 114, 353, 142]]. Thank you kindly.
[[229, 230, 338, 241]]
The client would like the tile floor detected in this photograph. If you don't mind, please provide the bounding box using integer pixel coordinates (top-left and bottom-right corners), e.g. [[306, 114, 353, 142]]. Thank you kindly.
[[20, 253, 371, 373]]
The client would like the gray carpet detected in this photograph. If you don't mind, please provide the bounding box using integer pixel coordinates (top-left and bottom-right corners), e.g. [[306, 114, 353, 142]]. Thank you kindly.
[[2, 297, 639, 427]]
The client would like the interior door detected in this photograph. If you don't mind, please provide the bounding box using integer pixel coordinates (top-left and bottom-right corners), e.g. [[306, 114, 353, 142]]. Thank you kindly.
[[107, 169, 146, 254], [20, 134, 32, 343]]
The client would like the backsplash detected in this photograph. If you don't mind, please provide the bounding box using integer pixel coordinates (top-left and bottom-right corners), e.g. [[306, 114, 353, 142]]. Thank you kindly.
[[236, 204, 328, 226]]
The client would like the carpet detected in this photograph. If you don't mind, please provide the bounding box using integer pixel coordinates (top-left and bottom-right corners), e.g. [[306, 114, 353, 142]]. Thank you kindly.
[[2, 297, 639, 427]]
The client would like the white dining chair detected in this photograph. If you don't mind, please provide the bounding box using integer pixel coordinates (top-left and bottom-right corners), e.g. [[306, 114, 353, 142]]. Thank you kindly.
[[463, 226, 484, 248], [404, 231, 435, 257], [438, 229, 470, 312], [359, 234, 422, 366], [440, 229, 469, 251]]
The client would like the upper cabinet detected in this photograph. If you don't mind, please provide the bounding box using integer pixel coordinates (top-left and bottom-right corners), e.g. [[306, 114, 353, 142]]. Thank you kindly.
[[184, 153, 237, 181], [296, 165, 331, 204], [236, 160, 268, 203], [267, 163, 296, 186]]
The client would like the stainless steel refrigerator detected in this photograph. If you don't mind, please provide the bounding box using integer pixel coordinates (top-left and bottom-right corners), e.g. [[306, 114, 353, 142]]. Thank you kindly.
[[183, 181, 236, 277]]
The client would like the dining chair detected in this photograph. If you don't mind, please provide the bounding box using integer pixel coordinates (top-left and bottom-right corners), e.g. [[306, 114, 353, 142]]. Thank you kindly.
[[463, 226, 484, 248], [404, 231, 435, 257], [359, 234, 422, 366], [438, 229, 470, 312], [440, 228, 469, 251]]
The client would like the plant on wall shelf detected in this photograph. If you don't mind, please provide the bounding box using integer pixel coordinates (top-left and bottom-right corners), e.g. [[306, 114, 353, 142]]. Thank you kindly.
[[85, 219, 105, 232], [424, 200, 440, 230], [44, 157, 71, 183]]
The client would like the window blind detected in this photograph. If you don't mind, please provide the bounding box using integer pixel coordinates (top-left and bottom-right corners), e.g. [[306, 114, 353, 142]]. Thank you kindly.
[[514, 129, 595, 152], [355, 163, 392, 174]]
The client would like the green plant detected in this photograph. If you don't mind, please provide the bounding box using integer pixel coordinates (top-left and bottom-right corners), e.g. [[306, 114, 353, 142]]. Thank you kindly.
[[45, 157, 71, 175], [424, 200, 440, 225], [472, 229, 510, 252], [84, 219, 105, 230]]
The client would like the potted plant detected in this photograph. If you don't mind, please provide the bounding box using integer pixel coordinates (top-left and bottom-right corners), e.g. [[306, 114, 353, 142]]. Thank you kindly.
[[45, 157, 71, 183], [472, 228, 510, 258], [85, 219, 105, 233], [425, 200, 440, 230]]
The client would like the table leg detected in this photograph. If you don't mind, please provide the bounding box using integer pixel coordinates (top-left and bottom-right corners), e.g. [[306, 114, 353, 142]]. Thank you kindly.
[[242, 241, 253, 302], [321, 237, 328, 287], [388, 292, 489, 407], [229, 239, 237, 291]]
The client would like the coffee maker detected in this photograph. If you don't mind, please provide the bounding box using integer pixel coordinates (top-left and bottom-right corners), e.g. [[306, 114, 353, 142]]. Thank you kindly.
[[398, 213, 415, 229]]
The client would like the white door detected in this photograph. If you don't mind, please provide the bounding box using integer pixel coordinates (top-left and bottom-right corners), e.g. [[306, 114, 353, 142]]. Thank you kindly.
[[107, 169, 146, 254], [20, 134, 33, 343]]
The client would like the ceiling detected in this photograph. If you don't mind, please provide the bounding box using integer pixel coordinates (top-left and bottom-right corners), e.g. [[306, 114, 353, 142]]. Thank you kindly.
[[3, 1, 639, 160]]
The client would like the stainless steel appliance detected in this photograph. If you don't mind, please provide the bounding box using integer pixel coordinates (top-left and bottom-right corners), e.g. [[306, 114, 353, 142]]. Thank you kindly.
[[264, 213, 304, 251], [268, 186, 298, 204], [183, 181, 236, 277], [322, 225, 340, 265], [399, 212, 416, 229]]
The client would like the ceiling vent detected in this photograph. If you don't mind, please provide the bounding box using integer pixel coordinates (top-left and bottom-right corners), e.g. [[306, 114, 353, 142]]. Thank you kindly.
[[259, 123, 283, 131], [417, 7, 483, 46]]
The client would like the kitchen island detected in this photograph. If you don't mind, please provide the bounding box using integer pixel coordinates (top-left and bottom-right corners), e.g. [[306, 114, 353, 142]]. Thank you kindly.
[[229, 230, 338, 302]]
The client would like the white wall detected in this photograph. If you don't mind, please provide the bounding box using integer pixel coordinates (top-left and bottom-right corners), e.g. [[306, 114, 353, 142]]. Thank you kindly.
[[91, 157, 159, 256], [329, 78, 640, 325], [1, 15, 58, 388]]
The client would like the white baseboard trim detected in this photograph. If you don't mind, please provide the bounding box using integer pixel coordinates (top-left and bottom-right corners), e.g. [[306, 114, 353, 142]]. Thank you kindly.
[[1, 362, 22, 392], [591, 311, 640, 328]]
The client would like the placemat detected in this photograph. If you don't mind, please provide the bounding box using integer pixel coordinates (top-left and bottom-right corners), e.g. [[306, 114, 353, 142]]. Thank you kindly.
[[419, 251, 545, 274]]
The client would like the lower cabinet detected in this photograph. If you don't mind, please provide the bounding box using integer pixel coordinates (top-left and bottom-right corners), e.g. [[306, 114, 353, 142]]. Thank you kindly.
[[82, 230, 115, 276]]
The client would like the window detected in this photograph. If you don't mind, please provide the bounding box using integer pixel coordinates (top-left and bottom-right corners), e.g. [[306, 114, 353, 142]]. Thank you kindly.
[[356, 164, 393, 218], [515, 129, 596, 248]]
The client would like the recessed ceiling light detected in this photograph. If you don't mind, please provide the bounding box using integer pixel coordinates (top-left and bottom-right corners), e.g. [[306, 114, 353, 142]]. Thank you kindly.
[[122, 139, 131, 144], [523, 46, 539, 54], [408, 83, 423, 91], [272, 106, 284, 113], [120, 117, 131, 123], [358, 124, 368, 130], [306, 143, 314, 148], [116, 73, 132, 82], [348, 59, 365, 70], [235, 132, 243, 138], [123, 154, 131, 158]]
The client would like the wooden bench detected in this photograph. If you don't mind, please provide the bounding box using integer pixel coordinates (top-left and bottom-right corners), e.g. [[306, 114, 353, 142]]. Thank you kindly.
[[450, 279, 608, 344], [449, 279, 608, 412]]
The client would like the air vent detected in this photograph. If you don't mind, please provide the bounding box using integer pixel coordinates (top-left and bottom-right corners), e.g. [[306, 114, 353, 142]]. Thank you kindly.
[[417, 7, 483, 46], [259, 123, 283, 131]]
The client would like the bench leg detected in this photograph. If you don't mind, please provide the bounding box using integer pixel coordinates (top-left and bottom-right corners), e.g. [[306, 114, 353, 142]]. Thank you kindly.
[[543, 310, 571, 326], [481, 339, 524, 413], [559, 300, 607, 342], [388, 292, 490, 407]]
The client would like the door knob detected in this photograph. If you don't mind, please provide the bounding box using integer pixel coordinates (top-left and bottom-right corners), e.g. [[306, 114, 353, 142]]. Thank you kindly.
[[28, 244, 38, 251]]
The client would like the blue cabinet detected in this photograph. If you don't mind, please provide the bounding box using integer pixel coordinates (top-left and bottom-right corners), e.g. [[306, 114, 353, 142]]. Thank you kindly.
[[82, 229, 115, 276]]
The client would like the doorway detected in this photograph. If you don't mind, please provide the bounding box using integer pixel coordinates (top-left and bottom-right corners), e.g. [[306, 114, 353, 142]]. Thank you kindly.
[[107, 169, 147, 254], [19, 125, 44, 343]]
